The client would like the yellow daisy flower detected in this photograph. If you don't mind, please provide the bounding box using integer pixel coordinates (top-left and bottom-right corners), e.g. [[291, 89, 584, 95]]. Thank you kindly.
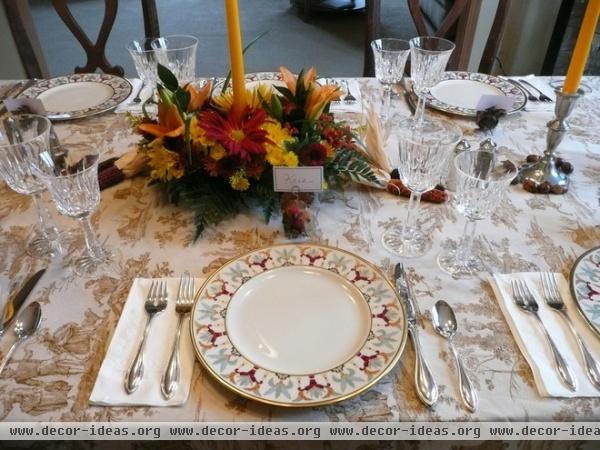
[[146, 139, 184, 182]]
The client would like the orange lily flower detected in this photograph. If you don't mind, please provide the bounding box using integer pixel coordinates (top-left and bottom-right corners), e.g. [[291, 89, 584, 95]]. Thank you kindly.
[[185, 81, 212, 112], [138, 102, 184, 138], [279, 66, 317, 94], [305, 84, 341, 120]]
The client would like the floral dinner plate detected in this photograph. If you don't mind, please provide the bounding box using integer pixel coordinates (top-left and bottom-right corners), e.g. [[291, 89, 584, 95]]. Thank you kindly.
[[18, 73, 132, 121], [423, 71, 527, 117], [190, 244, 407, 407], [570, 246, 600, 337]]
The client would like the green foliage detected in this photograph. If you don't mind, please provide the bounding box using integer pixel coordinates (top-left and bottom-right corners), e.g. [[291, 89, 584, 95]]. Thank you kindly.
[[327, 148, 379, 185], [158, 63, 178, 91]]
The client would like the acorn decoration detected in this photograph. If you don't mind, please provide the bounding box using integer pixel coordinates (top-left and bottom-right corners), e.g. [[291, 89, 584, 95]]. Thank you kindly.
[[519, 154, 574, 194], [476, 107, 506, 132]]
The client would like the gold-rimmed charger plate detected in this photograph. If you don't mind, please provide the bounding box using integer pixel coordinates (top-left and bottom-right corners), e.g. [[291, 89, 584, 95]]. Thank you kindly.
[[190, 243, 407, 407]]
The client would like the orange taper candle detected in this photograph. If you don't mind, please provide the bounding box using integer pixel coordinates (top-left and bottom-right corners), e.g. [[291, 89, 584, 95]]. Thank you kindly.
[[224, 0, 247, 116], [563, 0, 600, 93]]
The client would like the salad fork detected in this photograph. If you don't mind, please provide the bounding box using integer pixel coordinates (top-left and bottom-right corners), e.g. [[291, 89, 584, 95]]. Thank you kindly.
[[161, 272, 195, 399], [540, 271, 600, 390], [125, 279, 168, 394], [343, 80, 357, 104], [511, 279, 576, 391]]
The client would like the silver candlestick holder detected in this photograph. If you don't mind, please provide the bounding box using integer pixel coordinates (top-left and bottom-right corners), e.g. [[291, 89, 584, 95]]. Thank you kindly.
[[519, 87, 582, 194]]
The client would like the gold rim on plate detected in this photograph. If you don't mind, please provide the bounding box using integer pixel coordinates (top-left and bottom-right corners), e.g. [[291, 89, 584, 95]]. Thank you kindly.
[[189, 243, 408, 407]]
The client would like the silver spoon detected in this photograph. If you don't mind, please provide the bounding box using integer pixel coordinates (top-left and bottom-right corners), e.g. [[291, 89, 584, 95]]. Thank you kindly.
[[431, 300, 478, 412], [0, 302, 42, 377]]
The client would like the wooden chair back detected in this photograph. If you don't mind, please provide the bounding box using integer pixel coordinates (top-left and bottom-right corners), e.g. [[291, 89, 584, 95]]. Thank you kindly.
[[2, 0, 160, 78], [364, 0, 511, 76]]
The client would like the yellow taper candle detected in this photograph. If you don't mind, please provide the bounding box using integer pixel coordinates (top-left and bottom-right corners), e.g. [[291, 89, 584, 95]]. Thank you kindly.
[[563, 0, 600, 93], [224, 0, 247, 116]]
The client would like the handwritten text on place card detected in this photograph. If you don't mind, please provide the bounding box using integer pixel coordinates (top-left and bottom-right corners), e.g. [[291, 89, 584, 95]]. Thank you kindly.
[[273, 167, 324, 192]]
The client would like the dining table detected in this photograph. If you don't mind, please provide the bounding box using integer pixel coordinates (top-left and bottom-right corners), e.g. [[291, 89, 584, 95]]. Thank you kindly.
[[0, 75, 599, 426]]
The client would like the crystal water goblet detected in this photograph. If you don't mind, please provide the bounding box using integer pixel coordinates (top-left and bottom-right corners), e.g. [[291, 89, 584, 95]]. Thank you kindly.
[[438, 150, 517, 277], [409, 36, 455, 126], [151, 35, 198, 85], [371, 38, 410, 121], [0, 115, 65, 258], [382, 117, 462, 258], [31, 144, 112, 276], [127, 38, 160, 88]]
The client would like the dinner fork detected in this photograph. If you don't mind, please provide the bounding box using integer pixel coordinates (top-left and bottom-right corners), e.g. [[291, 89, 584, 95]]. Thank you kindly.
[[161, 272, 195, 399], [540, 271, 600, 390], [125, 279, 168, 394], [343, 80, 357, 104], [518, 79, 553, 102], [511, 279, 577, 391]]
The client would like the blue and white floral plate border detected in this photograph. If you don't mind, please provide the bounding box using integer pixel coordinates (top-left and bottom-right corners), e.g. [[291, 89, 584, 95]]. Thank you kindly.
[[190, 243, 408, 407], [570, 245, 600, 338]]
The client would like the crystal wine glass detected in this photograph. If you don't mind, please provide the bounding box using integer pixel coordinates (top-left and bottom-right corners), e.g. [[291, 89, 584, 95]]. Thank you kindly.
[[151, 35, 198, 85], [409, 36, 455, 127], [371, 38, 410, 121], [382, 117, 462, 258], [0, 115, 65, 258], [31, 144, 112, 276], [438, 150, 517, 277], [127, 38, 160, 88]]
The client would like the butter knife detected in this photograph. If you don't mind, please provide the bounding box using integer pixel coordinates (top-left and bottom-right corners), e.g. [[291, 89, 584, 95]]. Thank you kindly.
[[394, 263, 438, 407], [0, 268, 46, 337]]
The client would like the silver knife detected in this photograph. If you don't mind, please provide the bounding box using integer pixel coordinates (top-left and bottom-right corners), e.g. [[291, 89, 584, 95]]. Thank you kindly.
[[395, 263, 438, 407], [0, 268, 46, 337]]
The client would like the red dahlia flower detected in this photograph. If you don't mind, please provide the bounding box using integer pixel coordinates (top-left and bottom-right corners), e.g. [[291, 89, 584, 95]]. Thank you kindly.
[[301, 143, 328, 166], [200, 108, 272, 161]]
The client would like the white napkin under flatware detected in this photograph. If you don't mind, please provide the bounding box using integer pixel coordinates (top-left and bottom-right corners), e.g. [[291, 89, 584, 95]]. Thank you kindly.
[[509, 75, 556, 113], [490, 272, 600, 398], [329, 79, 362, 114], [90, 278, 199, 406], [114, 78, 155, 114]]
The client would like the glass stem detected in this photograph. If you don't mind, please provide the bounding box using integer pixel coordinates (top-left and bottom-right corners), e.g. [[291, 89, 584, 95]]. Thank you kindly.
[[415, 95, 426, 126], [78, 216, 104, 260], [456, 219, 478, 264], [401, 191, 422, 239], [31, 192, 62, 252], [383, 85, 392, 121]]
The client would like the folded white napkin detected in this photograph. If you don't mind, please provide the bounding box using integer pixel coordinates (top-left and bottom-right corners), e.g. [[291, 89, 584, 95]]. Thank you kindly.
[[90, 278, 199, 406], [509, 75, 556, 112], [114, 78, 155, 114], [329, 79, 362, 114], [490, 272, 600, 397]]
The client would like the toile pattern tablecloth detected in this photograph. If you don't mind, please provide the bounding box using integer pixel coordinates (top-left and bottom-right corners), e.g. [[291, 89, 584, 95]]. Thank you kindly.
[[1, 77, 599, 425]]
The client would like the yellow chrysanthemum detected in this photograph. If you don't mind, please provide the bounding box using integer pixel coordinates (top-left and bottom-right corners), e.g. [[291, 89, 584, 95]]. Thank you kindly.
[[229, 171, 250, 191], [282, 151, 299, 167], [189, 116, 215, 147], [146, 138, 184, 182], [209, 144, 227, 161], [213, 83, 274, 113]]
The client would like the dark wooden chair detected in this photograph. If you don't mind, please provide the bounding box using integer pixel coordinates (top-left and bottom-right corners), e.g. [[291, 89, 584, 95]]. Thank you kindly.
[[2, 0, 160, 78], [363, 0, 511, 76]]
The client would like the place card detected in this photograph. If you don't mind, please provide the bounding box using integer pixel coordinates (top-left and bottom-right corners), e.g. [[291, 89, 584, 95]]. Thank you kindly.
[[273, 166, 324, 192], [476, 94, 516, 111], [3, 98, 47, 115]]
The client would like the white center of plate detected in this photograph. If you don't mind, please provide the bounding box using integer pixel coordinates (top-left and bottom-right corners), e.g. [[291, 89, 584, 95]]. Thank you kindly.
[[430, 79, 503, 109], [37, 81, 114, 112], [226, 266, 371, 375]]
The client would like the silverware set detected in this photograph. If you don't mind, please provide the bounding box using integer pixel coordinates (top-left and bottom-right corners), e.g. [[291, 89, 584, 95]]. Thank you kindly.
[[325, 79, 357, 104], [0, 269, 45, 377], [124, 273, 195, 399], [395, 263, 477, 412], [511, 274, 600, 391], [516, 79, 553, 102]]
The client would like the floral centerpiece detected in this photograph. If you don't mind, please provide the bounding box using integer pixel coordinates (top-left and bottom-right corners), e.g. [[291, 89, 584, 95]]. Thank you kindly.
[[131, 65, 381, 238]]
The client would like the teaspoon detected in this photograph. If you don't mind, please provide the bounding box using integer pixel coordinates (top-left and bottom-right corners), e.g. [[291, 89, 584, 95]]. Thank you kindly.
[[431, 300, 478, 412], [0, 302, 42, 377]]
